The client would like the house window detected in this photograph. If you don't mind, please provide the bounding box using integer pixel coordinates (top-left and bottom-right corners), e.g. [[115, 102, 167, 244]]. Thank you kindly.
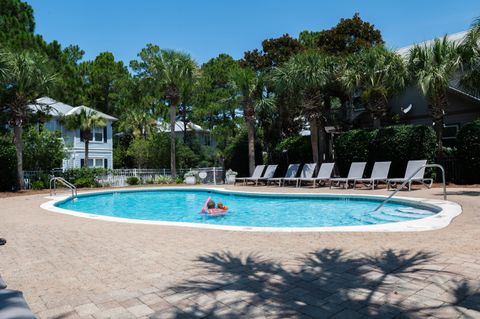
[[82, 158, 107, 168], [442, 124, 459, 140], [352, 96, 365, 111], [90, 127, 104, 142]]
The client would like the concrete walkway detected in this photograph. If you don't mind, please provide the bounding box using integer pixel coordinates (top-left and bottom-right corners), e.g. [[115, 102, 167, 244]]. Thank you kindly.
[[0, 186, 479, 318]]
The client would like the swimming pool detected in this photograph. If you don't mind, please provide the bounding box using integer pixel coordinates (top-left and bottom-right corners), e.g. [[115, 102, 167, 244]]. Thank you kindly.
[[45, 188, 461, 231]]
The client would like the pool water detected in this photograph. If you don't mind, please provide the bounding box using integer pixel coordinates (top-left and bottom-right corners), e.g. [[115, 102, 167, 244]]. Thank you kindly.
[[55, 189, 438, 228]]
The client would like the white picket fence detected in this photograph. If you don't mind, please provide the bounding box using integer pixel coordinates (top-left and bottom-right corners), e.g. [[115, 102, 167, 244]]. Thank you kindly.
[[23, 167, 225, 188], [98, 167, 224, 187]]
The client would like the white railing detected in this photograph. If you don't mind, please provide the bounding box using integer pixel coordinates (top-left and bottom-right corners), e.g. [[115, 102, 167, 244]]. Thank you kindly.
[[97, 167, 224, 187], [24, 167, 225, 188]]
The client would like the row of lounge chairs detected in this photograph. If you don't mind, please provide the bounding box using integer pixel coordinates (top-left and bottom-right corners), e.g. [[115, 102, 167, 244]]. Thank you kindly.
[[235, 160, 433, 190]]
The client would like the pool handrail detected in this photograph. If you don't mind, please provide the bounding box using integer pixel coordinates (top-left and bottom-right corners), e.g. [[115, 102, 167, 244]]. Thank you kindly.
[[50, 177, 77, 198], [373, 163, 446, 212]]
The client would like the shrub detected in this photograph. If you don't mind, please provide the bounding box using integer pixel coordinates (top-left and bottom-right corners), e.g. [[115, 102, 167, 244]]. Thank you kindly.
[[62, 168, 106, 188], [145, 178, 155, 184], [334, 129, 375, 176], [31, 180, 45, 190], [270, 135, 312, 175], [126, 176, 139, 185], [74, 177, 100, 188], [0, 134, 17, 191], [456, 120, 480, 183], [334, 125, 436, 177], [156, 175, 173, 184], [224, 129, 263, 177], [370, 125, 436, 177], [23, 127, 66, 171]]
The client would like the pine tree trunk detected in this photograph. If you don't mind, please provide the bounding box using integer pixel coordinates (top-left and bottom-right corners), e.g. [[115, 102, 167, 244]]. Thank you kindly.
[[13, 124, 25, 190], [170, 103, 177, 179], [309, 118, 319, 166], [246, 117, 256, 176]]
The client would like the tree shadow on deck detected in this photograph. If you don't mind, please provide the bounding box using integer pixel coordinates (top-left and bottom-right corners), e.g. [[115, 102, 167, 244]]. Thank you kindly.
[[157, 249, 480, 318]]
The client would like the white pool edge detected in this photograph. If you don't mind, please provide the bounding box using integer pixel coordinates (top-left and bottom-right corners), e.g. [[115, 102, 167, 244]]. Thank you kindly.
[[40, 187, 462, 232]]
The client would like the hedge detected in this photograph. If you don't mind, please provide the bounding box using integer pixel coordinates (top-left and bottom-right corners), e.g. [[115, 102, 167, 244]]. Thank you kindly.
[[224, 129, 263, 177], [62, 167, 107, 188], [334, 125, 436, 177], [270, 135, 312, 176], [0, 135, 17, 191], [456, 120, 480, 183]]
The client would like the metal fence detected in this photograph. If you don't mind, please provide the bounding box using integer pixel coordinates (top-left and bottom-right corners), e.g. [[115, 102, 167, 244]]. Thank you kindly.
[[438, 157, 461, 183]]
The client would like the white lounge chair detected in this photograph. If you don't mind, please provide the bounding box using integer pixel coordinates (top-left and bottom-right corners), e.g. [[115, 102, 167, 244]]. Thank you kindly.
[[283, 163, 316, 187], [330, 162, 367, 189], [267, 163, 300, 186], [256, 165, 279, 186], [235, 165, 265, 185], [387, 160, 433, 191], [299, 162, 335, 187], [354, 161, 391, 190], [0, 290, 36, 319]]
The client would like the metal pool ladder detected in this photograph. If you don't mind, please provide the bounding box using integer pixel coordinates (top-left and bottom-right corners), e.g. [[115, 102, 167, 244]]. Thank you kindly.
[[373, 164, 446, 212], [50, 177, 77, 198]]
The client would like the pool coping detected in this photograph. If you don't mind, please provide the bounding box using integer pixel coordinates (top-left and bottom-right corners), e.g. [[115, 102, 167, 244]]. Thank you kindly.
[[40, 187, 462, 232]]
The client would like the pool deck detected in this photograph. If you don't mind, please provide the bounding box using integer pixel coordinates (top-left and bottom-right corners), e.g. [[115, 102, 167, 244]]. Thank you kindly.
[[0, 185, 479, 318]]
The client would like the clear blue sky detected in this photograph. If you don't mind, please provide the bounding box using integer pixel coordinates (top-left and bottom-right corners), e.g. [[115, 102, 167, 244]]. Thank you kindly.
[[28, 0, 479, 65]]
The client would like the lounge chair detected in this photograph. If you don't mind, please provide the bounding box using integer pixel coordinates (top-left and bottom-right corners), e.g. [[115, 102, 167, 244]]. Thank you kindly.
[[0, 290, 36, 319], [354, 161, 391, 190], [299, 162, 335, 187], [330, 162, 367, 189], [267, 163, 300, 186], [255, 165, 279, 186], [235, 165, 265, 185], [283, 163, 316, 187], [387, 160, 433, 191], [0, 275, 36, 319]]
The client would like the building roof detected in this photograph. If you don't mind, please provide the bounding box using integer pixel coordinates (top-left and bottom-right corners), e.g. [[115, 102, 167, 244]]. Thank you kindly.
[[395, 31, 480, 102], [64, 105, 118, 121], [30, 97, 117, 121], [395, 30, 468, 57], [157, 120, 208, 133]]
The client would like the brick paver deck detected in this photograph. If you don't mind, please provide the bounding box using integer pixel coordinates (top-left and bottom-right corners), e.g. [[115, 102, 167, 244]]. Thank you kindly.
[[0, 186, 479, 318]]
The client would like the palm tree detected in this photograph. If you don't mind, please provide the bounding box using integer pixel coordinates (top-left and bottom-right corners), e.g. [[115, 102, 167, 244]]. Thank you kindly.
[[229, 67, 261, 175], [342, 46, 407, 128], [409, 36, 461, 159], [131, 45, 197, 178], [63, 108, 106, 167], [460, 17, 480, 96], [271, 51, 335, 165], [118, 108, 157, 140], [0, 50, 55, 189]]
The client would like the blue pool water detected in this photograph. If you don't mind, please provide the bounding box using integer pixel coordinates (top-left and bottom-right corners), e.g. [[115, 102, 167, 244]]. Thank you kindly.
[[55, 189, 438, 228]]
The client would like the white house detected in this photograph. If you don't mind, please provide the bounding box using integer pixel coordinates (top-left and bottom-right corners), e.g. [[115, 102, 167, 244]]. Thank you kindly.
[[157, 120, 216, 148], [31, 97, 117, 170]]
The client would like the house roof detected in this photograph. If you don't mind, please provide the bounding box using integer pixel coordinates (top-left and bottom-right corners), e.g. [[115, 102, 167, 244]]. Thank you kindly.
[[395, 30, 468, 57], [30, 97, 117, 121], [157, 120, 208, 133], [65, 105, 118, 121], [395, 31, 480, 102]]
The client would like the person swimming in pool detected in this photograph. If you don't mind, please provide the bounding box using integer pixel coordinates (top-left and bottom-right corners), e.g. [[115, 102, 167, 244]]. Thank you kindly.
[[206, 199, 228, 216]]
